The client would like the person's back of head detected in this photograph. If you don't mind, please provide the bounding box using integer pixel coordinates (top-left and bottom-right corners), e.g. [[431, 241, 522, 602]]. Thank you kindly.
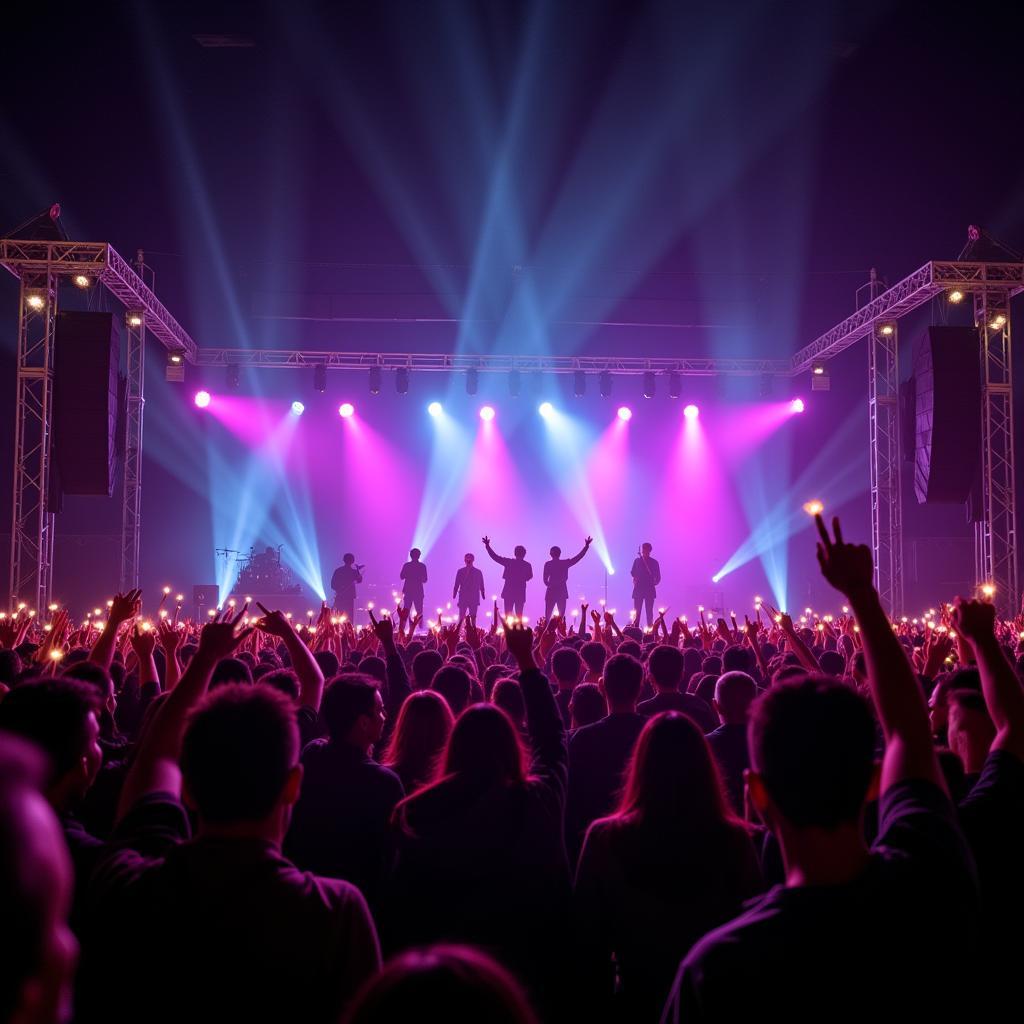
[[619, 637, 643, 657], [181, 684, 299, 826], [431, 666, 472, 716], [321, 675, 382, 747], [771, 664, 808, 688], [61, 661, 114, 711], [580, 641, 606, 677], [440, 703, 525, 787], [0, 734, 78, 1024], [482, 663, 508, 699], [210, 657, 253, 690], [818, 649, 846, 678], [343, 944, 538, 1024], [491, 679, 525, 730], [648, 645, 684, 692], [947, 688, 995, 771], [0, 678, 103, 806], [748, 675, 875, 830], [0, 649, 22, 686], [413, 649, 444, 690], [359, 655, 387, 687], [314, 650, 340, 680], [714, 671, 758, 725], [383, 691, 454, 792], [551, 647, 582, 689], [602, 653, 643, 712], [616, 711, 732, 828], [722, 645, 753, 675], [700, 656, 722, 678], [570, 683, 606, 729], [259, 668, 300, 703]]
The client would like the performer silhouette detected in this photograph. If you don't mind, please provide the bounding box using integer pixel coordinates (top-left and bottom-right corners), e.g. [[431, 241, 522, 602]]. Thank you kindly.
[[482, 536, 532, 618], [400, 548, 428, 617], [331, 553, 363, 623], [452, 553, 486, 623], [543, 537, 592, 620], [630, 542, 661, 627]]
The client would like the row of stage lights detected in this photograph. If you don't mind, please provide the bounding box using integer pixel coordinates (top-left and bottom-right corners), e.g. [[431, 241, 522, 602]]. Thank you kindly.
[[193, 391, 806, 421]]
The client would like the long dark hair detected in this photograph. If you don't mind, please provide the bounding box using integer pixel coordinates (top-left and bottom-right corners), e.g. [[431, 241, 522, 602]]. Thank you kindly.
[[382, 691, 454, 792], [442, 704, 527, 786], [615, 712, 739, 830]]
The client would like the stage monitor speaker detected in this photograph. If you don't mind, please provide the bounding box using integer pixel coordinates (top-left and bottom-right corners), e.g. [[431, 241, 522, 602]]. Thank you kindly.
[[913, 326, 981, 505], [52, 311, 120, 496]]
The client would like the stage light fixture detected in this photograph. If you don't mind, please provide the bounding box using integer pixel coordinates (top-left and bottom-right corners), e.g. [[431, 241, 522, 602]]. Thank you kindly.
[[508, 369, 521, 397], [126, 312, 143, 328], [466, 368, 479, 396], [812, 361, 825, 375], [427, 401, 443, 418], [990, 313, 1007, 330], [811, 361, 830, 391], [683, 404, 699, 420], [600, 371, 612, 398], [338, 402, 355, 418], [313, 364, 327, 393], [574, 370, 586, 397], [291, 401, 305, 415], [194, 390, 211, 409], [479, 405, 496, 422], [948, 289, 964, 304], [880, 324, 895, 336], [225, 363, 240, 390], [165, 350, 185, 382], [617, 406, 632, 421], [538, 402, 554, 419], [73, 274, 91, 289], [643, 371, 656, 399], [25, 292, 45, 310], [668, 372, 681, 399], [369, 366, 382, 395], [790, 398, 805, 413], [396, 367, 409, 394]]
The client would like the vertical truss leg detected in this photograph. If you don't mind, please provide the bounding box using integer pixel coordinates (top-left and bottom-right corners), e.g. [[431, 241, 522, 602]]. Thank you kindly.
[[868, 324, 903, 615], [974, 291, 1018, 611], [120, 315, 145, 590], [9, 272, 57, 610]]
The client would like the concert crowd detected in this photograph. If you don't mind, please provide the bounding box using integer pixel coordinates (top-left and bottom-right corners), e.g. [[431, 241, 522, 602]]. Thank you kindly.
[[1, 516, 1022, 1022]]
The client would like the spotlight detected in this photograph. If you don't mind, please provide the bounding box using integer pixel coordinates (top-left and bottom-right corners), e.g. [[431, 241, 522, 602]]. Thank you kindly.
[[466, 368, 479, 395], [538, 402, 554, 419], [617, 406, 632, 421], [574, 370, 586, 397], [811, 361, 830, 391], [479, 405, 496, 422], [194, 390, 211, 409], [291, 401, 305, 415], [369, 366, 381, 395], [880, 325, 895, 336], [683, 404, 699, 420], [600, 371, 612, 398], [126, 312, 143, 328], [802, 499, 824, 516], [25, 293, 45, 310], [643, 371, 656, 399], [790, 398, 805, 413], [339, 402, 355, 418], [427, 401, 442, 418], [314, 364, 327, 393], [981, 583, 996, 598], [396, 367, 409, 395], [508, 369, 521, 397], [990, 313, 1007, 330], [73, 274, 91, 289], [948, 289, 964, 304], [226, 363, 240, 390], [166, 350, 185, 382], [668, 372, 681, 399], [811, 360, 826, 376]]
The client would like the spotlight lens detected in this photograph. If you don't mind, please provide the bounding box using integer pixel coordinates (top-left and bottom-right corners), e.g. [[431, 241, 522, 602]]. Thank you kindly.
[[479, 405, 496, 422], [949, 289, 964, 304], [791, 398, 805, 413], [427, 401, 443, 418], [194, 390, 211, 408], [683, 404, 699, 420], [26, 294, 44, 310], [813, 365, 825, 375], [538, 402, 554, 418], [339, 403, 355, 419], [291, 401, 305, 415], [73, 274, 90, 288], [617, 406, 632, 421]]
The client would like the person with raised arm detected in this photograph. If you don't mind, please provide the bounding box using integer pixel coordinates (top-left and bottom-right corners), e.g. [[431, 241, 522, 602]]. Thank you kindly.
[[81, 609, 380, 1024], [399, 548, 428, 619], [629, 543, 660, 628], [661, 515, 978, 1022], [482, 536, 533, 619], [452, 552, 486, 623], [542, 537, 592, 621], [332, 553, 364, 624]]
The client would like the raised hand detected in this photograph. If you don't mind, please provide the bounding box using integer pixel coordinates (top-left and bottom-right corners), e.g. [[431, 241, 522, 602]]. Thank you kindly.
[[815, 514, 874, 597], [109, 589, 143, 625], [464, 615, 482, 651], [370, 609, 395, 646], [505, 622, 536, 671], [156, 619, 181, 653], [254, 605, 292, 638], [130, 624, 157, 659], [197, 608, 252, 662], [584, 535, 593, 546], [482, 535, 491, 546], [952, 598, 997, 645]]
